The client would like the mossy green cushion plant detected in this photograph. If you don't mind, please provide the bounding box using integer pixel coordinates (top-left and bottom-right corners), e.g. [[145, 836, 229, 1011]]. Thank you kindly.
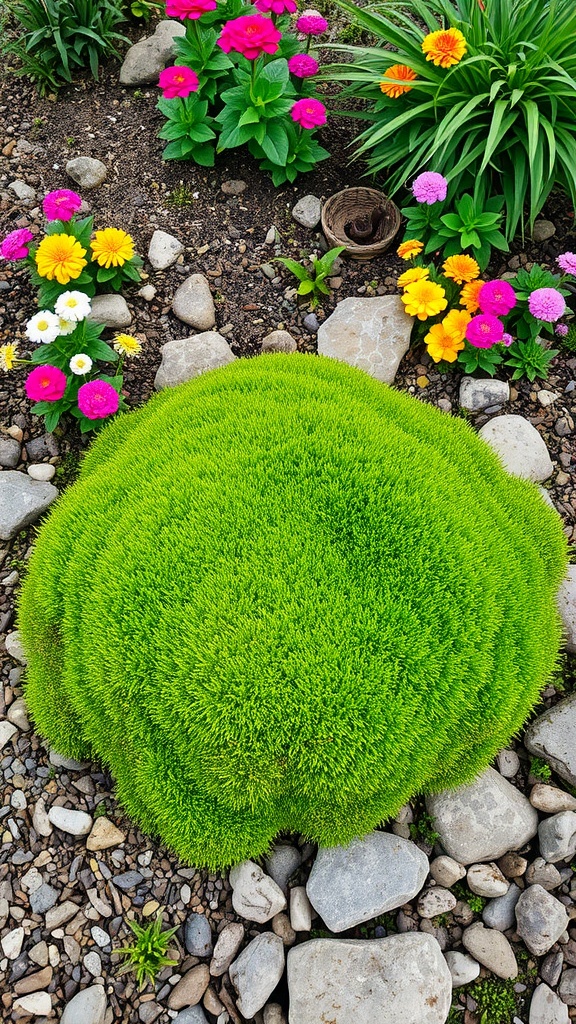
[[19, 354, 567, 868]]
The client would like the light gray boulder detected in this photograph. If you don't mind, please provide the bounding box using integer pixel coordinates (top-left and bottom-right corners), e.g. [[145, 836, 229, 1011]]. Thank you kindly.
[[459, 377, 510, 412], [462, 922, 518, 979], [317, 295, 413, 384], [172, 274, 216, 330], [65, 157, 107, 189], [154, 333, 235, 390], [538, 811, 576, 863], [529, 983, 570, 1024], [120, 20, 186, 85], [525, 695, 576, 786], [291, 195, 322, 229], [89, 294, 131, 329], [48, 806, 93, 836], [229, 933, 285, 1020], [482, 883, 521, 932], [515, 885, 569, 956], [466, 862, 509, 898], [229, 860, 286, 923], [557, 566, 576, 653], [148, 229, 184, 270], [478, 414, 553, 481], [60, 985, 107, 1024], [444, 950, 480, 988], [0, 470, 58, 541]]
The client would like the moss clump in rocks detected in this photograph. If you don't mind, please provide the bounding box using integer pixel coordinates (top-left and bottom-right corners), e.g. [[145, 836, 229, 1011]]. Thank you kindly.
[[19, 354, 568, 867]]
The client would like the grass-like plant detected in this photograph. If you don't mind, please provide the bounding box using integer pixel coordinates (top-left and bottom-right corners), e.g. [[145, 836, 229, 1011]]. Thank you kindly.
[[116, 913, 178, 989], [327, 0, 576, 239], [18, 354, 567, 868]]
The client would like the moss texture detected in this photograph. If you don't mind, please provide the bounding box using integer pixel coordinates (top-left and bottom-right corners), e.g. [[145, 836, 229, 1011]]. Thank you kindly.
[[19, 354, 568, 867]]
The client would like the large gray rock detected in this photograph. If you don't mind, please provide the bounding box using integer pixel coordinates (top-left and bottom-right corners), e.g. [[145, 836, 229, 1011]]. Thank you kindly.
[[89, 294, 131, 329], [229, 932, 285, 1019], [287, 934, 452, 1024], [462, 922, 518, 979], [65, 157, 107, 189], [120, 20, 186, 85], [557, 566, 576, 653], [0, 470, 58, 541], [538, 811, 576, 863], [291, 195, 322, 229], [61, 984, 107, 1024], [530, 983, 570, 1024], [478, 414, 553, 481], [559, 970, 576, 1007], [459, 377, 510, 411], [172, 274, 216, 331], [154, 332, 235, 389], [426, 767, 538, 864], [317, 295, 412, 384], [229, 860, 286, 924], [148, 229, 184, 271], [515, 885, 569, 956], [306, 832, 428, 933], [525, 695, 576, 786]]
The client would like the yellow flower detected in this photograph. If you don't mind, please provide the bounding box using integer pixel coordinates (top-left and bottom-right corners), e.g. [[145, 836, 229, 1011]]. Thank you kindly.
[[397, 266, 430, 289], [401, 279, 447, 320], [0, 343, 18, 371], [459, 279, 484, 313], [442, 308, 471, 343], [91, 228, 135, 269], [397, 239, 424, 260], [380, 64, 418, 98], [442, 254, 480, 285], [422, 27, 467, 68], [35, 233, 87, 285], [113, 333, 141, 358], [425, 323, 465, 363]]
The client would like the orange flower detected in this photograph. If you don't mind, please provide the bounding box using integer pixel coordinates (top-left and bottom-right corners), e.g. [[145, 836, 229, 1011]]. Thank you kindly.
[[460, 279, 484, 313], [442, 254, 480, 285], [380, 64, 417, 98], [425, 322, 465, 363], [397, 266, 429, 289], [422, 27, 467, 68], [397, 239, 424, 260], [442, 308, 471, 343]]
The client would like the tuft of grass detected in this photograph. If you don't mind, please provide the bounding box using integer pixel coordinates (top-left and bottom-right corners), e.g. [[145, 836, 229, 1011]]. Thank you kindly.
[[471, 977, 517, 1024], [409, 811, 440, 847], [18, 354, 568, 868], [165, 182, 198, 207], [529, 756, 552, 781], [116, 912, 178, 989]]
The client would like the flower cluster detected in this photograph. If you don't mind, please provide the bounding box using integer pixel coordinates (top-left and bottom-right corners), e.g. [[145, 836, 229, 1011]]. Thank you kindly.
[[380, 27, 466, 101]]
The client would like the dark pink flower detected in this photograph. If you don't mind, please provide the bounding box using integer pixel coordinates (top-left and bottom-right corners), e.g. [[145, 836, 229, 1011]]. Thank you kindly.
[[288, 53, 319, 77], [465, 314, 505, 349], [165, 0, 217, 18], [78, 379, 120, 420], [0, 228, 34, 260], [42, 189, 82, 222], [158, 65, 199, 98], [296, 13, 328, 34], [291, 97, 327, 129], [25, 365, 67, 402], [255, 0, 297, 12], [478, 279, 517, 316], [218, 14, 282, 59]]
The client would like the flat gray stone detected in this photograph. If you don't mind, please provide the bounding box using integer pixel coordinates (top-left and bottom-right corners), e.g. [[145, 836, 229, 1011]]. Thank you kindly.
[[515, 885, 569, 956], [65, 157, 107, 189], [209, 922, 244, 977], [154, 332, 235, 390], [306, 831, 428, 933], [317, 294, 412, 384], [292, 195, 322, 229], [229, 932, 284, 1020], [120, 21, 186, 85], [89, 294, 131, 329], [287, 934, 452, 1024], [148, 229, 184, 271], [532, 220, 556, 242], [48, 806, 92, 836], [261, 330, 298, 354], [61, 984, 107, 1024], [460, 376, 510, 411], [172, 274, 216, 331], [478, 414, 553, 481], [538, 811, 576, 863], [0, 470, 58, 541], [426, 767, 538, 864], [482, 883, 521, 931], [0, 438, 21, 468], [444, 950, 480, 988], [0, 721, 18, 751], [525, 695, 576, 786], [462, 922, 518, 979], [530, 983, 569, 1024], [265, 844, 302, 895], [172, 1009, 208, 1024], [530, 784, 576, 814], [229, 860, 286, 923], [9, 180, 36, 201], [185, 913, 213, 957], [29, 883, 59, 915], [558, 566, 576, 653], [526, 858, 563, 890], [5, 630, 27, 664], [559, 970, 576, 1007]]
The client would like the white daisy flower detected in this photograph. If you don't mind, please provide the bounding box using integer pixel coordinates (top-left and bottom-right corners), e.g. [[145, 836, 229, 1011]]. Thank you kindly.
[[58, 318, 76, 336], [55, 290, 91, 322], [69, 353, 93, 376], [25, 310, 61, 345]]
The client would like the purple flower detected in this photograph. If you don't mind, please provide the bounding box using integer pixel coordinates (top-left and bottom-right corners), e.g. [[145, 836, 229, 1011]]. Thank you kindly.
[[411, 172, 448, 205], [555, 323, 569, 337], [557, 252, 576, 276], [296, 13, 328, 34], [502, 332, 514, 347], [288, 53, 320, 78], [528, 287, 565, 323]]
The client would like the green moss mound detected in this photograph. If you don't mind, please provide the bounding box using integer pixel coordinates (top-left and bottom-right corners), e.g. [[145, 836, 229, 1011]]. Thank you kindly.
[[19, 354, 567, 868]]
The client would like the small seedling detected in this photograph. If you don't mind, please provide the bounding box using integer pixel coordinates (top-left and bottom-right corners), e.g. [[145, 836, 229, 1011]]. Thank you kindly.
[[409, 811, 440, 846], [274, 246, 345, 308], [166, 183, 198, 207], [116, 912, 178, 989], [529, 756, 552, 781]]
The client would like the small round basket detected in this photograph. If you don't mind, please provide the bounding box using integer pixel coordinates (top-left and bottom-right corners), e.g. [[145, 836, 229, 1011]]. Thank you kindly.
[[321, 187, 401, 261]]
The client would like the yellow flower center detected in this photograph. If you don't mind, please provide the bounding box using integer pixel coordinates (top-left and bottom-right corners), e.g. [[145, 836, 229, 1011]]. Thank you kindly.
[[38, 320, 48, 331]]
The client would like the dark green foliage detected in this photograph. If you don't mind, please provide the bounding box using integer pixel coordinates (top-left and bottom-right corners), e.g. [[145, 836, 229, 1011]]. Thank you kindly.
[[19, 355, 568, 867], [504, 338, 559, 382], [471, 977, 518, 1024], [530, 756, 552, 781], [116, 913, 178, 988]]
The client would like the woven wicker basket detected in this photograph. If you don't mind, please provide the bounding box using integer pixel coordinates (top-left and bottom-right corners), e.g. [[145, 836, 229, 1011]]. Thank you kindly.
[[321, 187, 401, 261]]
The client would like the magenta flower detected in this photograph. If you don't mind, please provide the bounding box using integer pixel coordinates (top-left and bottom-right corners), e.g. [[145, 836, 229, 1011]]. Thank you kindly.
[[158, 65, 199, 98], [0, 227, 34, 260], [555, 323, 569, 337], [502, 332, 514, 347], [165, 0, 217, 18], [255, 0, 297, 12], [296, 13, 328, 34], [288, 53, 319, 77], [25, 365, 67, 403], [557, 252, 576, 276], [411, 172, 448, 205], [528, 287, 565, 323], [218, 14, 282, 59], [291, 97, 327, 129], [42, 189, 82, 222], [465, 314, 505, 349], [478, 279, 517, 317], [78, 379, 120, 420]]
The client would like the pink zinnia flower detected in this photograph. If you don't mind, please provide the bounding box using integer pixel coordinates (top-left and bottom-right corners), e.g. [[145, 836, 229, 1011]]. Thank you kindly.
[[465, 314, 505, 349], [296, 13, 328, 33], [555, 323, 569, 337], [218, 14, 282, 59], [528, 287, 565, 323], [78, 379, 120, 420], [255, 0, 297, 12], [165, 0, 217, 18], [0, 227, 34, 260], [502, 332, 514, 347], [411, 171, 447, 205], [158, 65, 199, 98], [25, 364, 67, 403], [288, 53, 319, 77], [478, 279, 517, 316], [557, 252, 576, 276], [42, 189, 82, 222], [291, 97, 327, 129]]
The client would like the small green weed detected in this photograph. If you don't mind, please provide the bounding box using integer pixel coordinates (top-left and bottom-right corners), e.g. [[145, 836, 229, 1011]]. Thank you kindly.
[[116, 912, 178, 989], [165, 183, 198, 207], [530, 756, 552, 781], [93, 800, 108, 819], [274, 246, 345, 309], [55, 451, 82, 490], [471, 977, 517, 1024], [409, 812, 440, 847], [452, 881, 486, 913]]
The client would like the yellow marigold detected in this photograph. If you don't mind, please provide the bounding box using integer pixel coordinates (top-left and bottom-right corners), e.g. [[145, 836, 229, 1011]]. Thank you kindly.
[[380, 64, 417, 98], [35, 233, 87, 286], [442, 254, 480, 285], [425, 322, 465, 362], [0, 343, 18, 372], [401, 279, 447, 320], [397, 239, 424, 260], [422, 27, 467, 68], [442, 308, 471, 343], [91, 228, 135, 269], [397, 266, 430, 289], [113, 333, 141, 358], [460, 278, 484, 313]]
